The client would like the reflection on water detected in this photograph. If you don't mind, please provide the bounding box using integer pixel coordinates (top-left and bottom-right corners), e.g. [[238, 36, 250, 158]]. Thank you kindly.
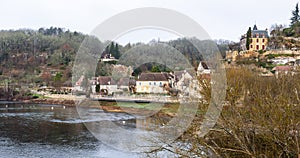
[[0, 102, 140, 158]]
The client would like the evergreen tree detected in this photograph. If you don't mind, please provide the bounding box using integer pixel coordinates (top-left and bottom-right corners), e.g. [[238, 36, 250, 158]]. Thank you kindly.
[[291, 3, 300, 26], [246, 27, 252, 50], [114, 43, 120, 59], [107, 42, 120, 59], [105, 45, 109, 54], [95, 84, 100, 93], [109, 42, 115, 57]]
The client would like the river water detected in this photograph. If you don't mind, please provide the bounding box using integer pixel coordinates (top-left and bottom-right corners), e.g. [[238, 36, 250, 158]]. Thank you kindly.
[[0, 102, 145, 158]]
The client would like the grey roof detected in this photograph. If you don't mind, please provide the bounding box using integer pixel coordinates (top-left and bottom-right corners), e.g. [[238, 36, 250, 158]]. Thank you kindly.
[[252, 30, 269, 38], [253, 24, 258, 30], [251, 25, 269, 38], [200, 61, 209, 69]]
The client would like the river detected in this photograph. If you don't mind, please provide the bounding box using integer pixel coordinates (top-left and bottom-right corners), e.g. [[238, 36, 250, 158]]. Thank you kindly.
[[0, 101, 146, 158]]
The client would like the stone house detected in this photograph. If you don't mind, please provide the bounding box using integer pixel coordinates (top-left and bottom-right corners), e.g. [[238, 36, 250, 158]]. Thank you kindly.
[[240, 24, 269, 51], [135, 73, 171, 94]]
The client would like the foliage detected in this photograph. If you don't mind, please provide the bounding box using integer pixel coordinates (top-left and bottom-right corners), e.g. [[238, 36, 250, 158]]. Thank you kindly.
[[279, 3, 300, 37], [53, 72, 62, 82], [266, 53, 295, 59], [0, 29, 229, 87], [95, 84, 100, 93], [268, 3, 300, 48], [151, 65, 161, 72], [257, 61, 266, 68], [207, 68, 300, 157], [0, 27, 87, 87], [291, 3, 300, 26], [95, 62, 113, 76], [131, 62, 172, 76], [215, 39, 238, 57], [197, 68, 300, 157], [270, 24, 284, 37], [246, 27, 252, 50], [258, 50, 265, 54], [103, 42, 120, 59], [147, 68, 300, 157], [168, 38, 204, 68]]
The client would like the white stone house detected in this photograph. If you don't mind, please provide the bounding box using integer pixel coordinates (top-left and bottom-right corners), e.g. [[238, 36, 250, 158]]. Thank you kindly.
[[174, 70, 193, 93], [73, 75, 85, 92], [197, 61, 211, 76], [90, 76, 118, 95], [136, 73, 169, 94], [174, 70, 202, 97]]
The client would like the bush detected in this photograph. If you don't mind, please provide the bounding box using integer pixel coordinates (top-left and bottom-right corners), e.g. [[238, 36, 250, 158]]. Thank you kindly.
[[199, 68, 300, 157], [152, 68, 300, 157], [258, 50, 265, 54], [257, 62, 266, 68]]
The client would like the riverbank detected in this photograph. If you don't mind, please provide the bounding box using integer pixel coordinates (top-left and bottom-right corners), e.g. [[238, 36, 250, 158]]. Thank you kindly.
[[90, 94, 179, 104], [28, 94, 84, 106], [16, 94, 178, 117]]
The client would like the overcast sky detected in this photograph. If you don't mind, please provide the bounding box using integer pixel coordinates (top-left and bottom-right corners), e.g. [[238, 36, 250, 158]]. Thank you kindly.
[[0, 0, 299, 45]]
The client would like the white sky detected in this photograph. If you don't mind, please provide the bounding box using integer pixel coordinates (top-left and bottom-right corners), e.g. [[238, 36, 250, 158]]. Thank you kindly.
[[0, 0, 299, 45]]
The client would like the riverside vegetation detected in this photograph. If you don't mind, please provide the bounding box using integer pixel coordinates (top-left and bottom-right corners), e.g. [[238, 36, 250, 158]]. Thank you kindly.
[[146, 67, 300, 157]]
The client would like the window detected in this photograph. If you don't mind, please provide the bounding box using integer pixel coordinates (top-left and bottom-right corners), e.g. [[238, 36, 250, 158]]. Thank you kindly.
[[139, 83, 141, 85], [256, 39, 259, 43], [250, 45, 253, 48], [256, 45, 259, 50], [262, 39, 265, 43], [262, 45, 265, 50], [154, 82, 156, 86], [160, 82, 162, 86], [149, 82, 151, 85]]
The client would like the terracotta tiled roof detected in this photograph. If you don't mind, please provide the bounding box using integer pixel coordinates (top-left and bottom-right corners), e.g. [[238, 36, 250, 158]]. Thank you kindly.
[[138, 73, 168, 81], [198, 74, 211, 79], [272, 66, 291, 71], [97, 76, 116, 85]]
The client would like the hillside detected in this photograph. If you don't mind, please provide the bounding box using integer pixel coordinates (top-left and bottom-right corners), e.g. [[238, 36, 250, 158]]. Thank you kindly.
[[0, 28, 88, 87], [0, 27, 230, 90]]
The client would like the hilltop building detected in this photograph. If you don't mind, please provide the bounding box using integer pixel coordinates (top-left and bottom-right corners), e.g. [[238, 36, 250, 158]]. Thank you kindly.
[[240, 24, 269, 51]]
